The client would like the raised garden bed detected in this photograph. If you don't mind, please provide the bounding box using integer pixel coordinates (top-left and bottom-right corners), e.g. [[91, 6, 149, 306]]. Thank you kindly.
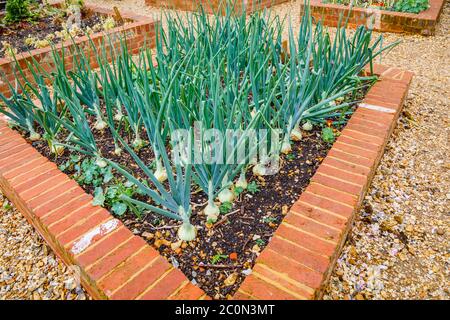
[[145, 0, 290, 14], [301, 0, 446, 35], [0, 2, 158, 98], [0, 7, 413, 300]]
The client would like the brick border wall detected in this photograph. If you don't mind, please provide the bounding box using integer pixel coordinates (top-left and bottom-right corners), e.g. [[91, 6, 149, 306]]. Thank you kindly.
[[233, 64, 413, 299], [0, 3, 159, 98], [301, 0, 445, 35], [145, 0, 290, 14], [0, 64, 412, 300]]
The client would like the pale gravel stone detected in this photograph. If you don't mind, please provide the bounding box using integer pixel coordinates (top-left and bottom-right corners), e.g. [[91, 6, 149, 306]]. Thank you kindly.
[[3, 0, 449, 299], [0, 194, 90, 300]]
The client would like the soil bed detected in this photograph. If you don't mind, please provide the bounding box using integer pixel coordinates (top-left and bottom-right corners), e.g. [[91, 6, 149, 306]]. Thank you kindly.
[[0, 8, 121, 58], [33, 124, 333, 299], [22, 81, 371, 299]]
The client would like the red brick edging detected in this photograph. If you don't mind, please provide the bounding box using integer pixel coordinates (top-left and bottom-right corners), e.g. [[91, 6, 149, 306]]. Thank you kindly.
[[145, 0, 290, 14], [0, 64, 412, 300], [301, 0, 445, 35], [0, 3, 159, 98]]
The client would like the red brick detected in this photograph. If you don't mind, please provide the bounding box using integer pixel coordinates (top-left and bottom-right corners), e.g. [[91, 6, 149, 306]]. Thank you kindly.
[[321, 156, 370, 176], [267, 235, 330, 273], [75, 225, 132, 267], [48, 206, 102, 237], [138, 268, 186, 300], [316, 164, 368, 187], [337, 134, 382, 154], [298, 191, 354, 219], [307, 182, 357, 207], [110, 256, 171, 300], [26, 179, 78, 207], [87, 236, 147, 280], [169, 282, 205, 300], [34, 188, 86, 218], [276, 223, 336, 257], [284, 211, 341, 242], [20, 173, 68, 201], [0, 140, 28, 155], [312, 173, 364, 199], [261, 242, 325, 286], [40, 194, 94, 225], [361, 97, 398, 110], [98, 246, 159, 294], [332, 141, 378, 161], [57, 211, 112, 247], [238, 274, 298, 300], [14, 169, 62, 193], [326, 148, 374, 168], [340, 127, 384, 146], [252, 264, 314, 299], [8, 160, 57, 188], [290, 201, 348, 230], [0, 149, 39, 172], [348, 116, 391, 132], [233, 291, 255, 300], [3, 156, 49, 180], [344, 122, 388, 140]]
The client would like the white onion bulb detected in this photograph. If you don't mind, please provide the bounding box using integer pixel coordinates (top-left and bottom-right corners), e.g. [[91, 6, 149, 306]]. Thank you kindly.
[[302, 121, 313, 131], [177, 222, 197, 241], [235, 171, 248, 189]]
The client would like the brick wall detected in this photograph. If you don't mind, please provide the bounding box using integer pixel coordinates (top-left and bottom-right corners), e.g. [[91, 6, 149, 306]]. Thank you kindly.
[[301, 0, 445, 35], [0, 4, 158, 98], [145, 0, 290, 14]]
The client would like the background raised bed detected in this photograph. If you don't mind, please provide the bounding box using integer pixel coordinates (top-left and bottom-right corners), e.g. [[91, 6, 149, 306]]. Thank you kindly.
[[301, 0, 446, 35], [0, 3, 158, 98], [145, 0, 290, 14]]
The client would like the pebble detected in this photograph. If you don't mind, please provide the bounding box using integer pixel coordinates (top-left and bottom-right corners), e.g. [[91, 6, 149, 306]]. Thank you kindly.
[[322, 0, 450, 298], [0, 194, 90, 300]]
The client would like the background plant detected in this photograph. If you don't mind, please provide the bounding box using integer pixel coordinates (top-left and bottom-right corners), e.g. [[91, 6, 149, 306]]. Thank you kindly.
[[3, 0, 34, 24]]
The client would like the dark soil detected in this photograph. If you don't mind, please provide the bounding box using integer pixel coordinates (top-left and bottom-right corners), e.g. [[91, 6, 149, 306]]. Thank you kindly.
[[26, 84, 372, 299], [29, 117, 342, 299], [0, 8, 110, 58]]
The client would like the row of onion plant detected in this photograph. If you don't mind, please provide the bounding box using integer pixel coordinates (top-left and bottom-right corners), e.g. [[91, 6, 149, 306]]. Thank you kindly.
[[0, 4, 398, 241]]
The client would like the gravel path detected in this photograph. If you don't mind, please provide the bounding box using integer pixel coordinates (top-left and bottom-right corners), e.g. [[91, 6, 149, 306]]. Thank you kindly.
[[0, 194, 89, 300], [2, 0, 448, 300]]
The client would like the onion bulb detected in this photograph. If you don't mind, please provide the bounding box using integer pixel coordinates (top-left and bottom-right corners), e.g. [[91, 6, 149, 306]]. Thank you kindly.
[[29, 131, 41, 141], [218, 188, 234, 203], [94, 119, 107, 131], [281, 136, 291, 154], [95, 157, 107, 168], [302, 121, 313, 131], [132, 136, 145, 150], [114, 112, 124, 121], [114, 146, 122, 156], [204, 203, 219, 223], [217, 174, 234, 203], [235, 171, 248, 189], [177, 222, 197, 241], [154, 158, 167, 182], [50, 142, 64, 155], [252, 163, 266, 176], [290, 123, 302, 141]]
